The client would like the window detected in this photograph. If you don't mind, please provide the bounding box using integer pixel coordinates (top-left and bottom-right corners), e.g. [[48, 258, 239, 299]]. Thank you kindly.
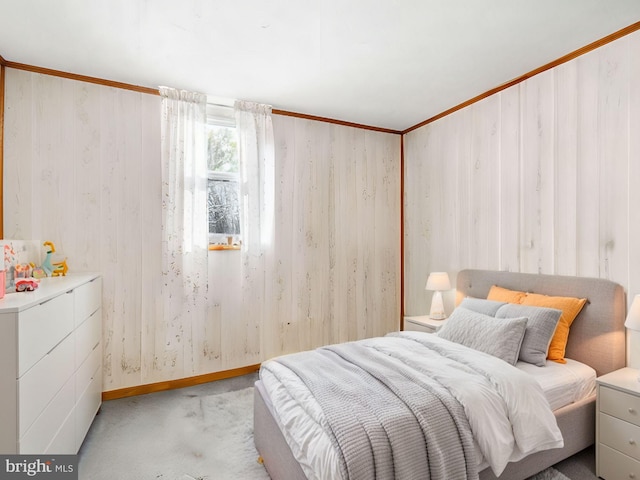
[[207, 105, 240, 246]]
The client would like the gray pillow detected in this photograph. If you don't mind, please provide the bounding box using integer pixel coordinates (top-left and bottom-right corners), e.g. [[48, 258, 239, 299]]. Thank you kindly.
[[459, 298, 507, 316], [495, 304, 562, 366], [437, 307, 527, 365]]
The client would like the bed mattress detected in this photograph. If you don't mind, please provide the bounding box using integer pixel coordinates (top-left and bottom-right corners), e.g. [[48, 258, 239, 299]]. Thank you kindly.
[[517, 358, 596, 411]]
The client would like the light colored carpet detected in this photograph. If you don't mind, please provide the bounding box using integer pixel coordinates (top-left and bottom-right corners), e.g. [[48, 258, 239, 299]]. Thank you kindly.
[[78, 373, 593, 480], [79, 374, 269, 480], [528, 467, 571, 480]]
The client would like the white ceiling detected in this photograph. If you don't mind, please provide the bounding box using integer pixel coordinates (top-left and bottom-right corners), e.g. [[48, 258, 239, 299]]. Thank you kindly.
[[1, 1, 640, 131]]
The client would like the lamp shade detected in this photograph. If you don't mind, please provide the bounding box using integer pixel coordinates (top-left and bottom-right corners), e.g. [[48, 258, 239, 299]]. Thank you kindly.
[[626, 294, 640, 331], [425, 272, 451, 291]]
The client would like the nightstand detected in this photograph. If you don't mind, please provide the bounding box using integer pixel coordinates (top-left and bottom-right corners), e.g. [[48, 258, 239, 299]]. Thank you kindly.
[[596, 367, 640, 479], [403, 315, 448, 334]]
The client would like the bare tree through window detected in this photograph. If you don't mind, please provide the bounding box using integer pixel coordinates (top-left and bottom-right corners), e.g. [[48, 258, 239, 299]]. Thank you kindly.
[[207, 123, 240, 242]]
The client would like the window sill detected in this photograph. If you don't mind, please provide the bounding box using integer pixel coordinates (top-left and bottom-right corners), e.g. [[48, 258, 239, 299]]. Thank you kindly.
[[208, 245, 241, 251]]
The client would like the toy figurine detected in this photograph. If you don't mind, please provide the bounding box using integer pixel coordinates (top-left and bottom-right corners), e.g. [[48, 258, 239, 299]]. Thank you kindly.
[[15, 278, 39, 292], [42, 241, 68, 277], [32, 266, 47, 279], [42, 242, 55, 276], [14, 263, 32, 279], [52, 259, 68, 277]]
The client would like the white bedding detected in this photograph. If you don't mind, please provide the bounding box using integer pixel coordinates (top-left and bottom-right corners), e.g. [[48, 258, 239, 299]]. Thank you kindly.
[[517, 358, 596, 411], [260, 331, 565, 480]]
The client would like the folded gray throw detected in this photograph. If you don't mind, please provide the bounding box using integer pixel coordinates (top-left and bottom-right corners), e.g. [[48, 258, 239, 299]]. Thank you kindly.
[[276, 340, 478, 480]]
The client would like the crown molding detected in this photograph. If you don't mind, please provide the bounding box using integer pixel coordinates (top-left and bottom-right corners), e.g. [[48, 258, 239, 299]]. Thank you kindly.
[[272, 109, 401, 135], [4, 60, 159, 96]]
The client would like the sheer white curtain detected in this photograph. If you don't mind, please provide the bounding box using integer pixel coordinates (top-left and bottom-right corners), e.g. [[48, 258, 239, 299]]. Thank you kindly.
[[160, 87, 209, 374], [235, 101, 275, 358]]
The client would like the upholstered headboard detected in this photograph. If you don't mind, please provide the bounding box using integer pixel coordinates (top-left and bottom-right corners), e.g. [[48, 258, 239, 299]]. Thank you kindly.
[[456, 269, 626, 377]]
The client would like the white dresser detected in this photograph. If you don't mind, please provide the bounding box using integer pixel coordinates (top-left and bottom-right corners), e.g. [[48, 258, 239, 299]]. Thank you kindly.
[[0, 274, 102, 454], [597, 367, 640, 479]]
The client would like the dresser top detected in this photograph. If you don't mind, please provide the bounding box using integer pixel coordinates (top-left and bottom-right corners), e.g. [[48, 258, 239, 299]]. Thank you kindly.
[[0, 273, 100, 313]]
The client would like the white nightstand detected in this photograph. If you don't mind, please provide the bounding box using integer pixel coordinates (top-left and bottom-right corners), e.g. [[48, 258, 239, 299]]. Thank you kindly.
[[596, 367, 640, 479], [403, 315, 448, 334]]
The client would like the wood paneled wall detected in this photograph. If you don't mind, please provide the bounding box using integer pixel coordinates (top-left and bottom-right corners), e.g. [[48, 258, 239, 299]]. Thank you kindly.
[[4, 69, 163, 390], [3, 69, 401, 390], [404, 30, 640, 331], [268, 115, 401, 359]]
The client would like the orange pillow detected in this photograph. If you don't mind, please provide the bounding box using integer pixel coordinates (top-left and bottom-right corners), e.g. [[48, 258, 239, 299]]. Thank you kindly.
[[487, 285, 527, 304], [520, 293, 587, 364]]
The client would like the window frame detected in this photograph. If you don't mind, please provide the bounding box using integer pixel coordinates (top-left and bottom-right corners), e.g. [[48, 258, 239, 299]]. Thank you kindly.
[[206, 104, 241, 247]]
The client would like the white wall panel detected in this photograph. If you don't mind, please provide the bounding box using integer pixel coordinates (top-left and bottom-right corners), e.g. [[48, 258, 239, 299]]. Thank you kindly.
[[328, 124, 353, 344], [554, 61, 579, 276], [575, 47, 601, 279], [629, 31, 640, 300], [268, 115, 296, 358], [520, 69, 556, 274], [468, 96, 501, 270], [628, 32, 640, 366], [139, 96, 165, 382], [596, 40, 629, 286], [498, 85, 521, 272], [270, 116, 401, 354], [402, 123, 424, 314], [3, 69, 33, 240], [404, 29, 640, 365]]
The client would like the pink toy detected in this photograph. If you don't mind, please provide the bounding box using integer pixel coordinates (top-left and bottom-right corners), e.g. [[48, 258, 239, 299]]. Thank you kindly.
[[15, 278, 39, 292]]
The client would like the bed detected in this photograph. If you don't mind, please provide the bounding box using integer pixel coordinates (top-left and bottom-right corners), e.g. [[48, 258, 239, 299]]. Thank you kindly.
[[253, 269, 626, 480]]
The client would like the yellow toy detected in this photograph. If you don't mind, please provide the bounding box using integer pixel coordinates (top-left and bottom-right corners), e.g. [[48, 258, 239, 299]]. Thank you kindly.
[[42, 241, 68, 277], [52, 259, 68, 277]]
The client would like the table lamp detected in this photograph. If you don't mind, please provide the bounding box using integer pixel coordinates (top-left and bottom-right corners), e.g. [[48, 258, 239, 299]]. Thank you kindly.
[[425, 272, 451, 320]]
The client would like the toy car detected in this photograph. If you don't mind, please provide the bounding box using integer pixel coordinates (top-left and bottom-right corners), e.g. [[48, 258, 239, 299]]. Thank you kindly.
[[15, 278, 40, 292]]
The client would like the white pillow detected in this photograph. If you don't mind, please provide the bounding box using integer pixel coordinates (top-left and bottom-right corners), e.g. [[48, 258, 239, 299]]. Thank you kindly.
[[437, 307, 527, 365]]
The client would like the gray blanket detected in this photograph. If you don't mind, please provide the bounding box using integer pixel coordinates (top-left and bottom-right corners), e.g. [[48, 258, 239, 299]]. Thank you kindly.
[[276, 340, 478, 480]]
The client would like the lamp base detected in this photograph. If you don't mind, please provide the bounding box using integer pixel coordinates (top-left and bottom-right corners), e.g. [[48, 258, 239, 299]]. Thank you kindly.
[[429, 291, 446, 320]]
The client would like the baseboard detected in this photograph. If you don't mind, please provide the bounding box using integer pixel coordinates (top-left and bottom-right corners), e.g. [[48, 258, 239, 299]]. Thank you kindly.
[[102, 364, 261, 401]]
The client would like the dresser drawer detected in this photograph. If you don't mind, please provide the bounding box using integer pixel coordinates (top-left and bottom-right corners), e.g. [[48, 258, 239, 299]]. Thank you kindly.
[[600, 412, 640, 460], [598, 443, 640, 480], [74, 277, 102, 327], [19, 375, 75, 454], [18, 291, 74, 377], [76, 343, 101, 403], [600, 385, 640, 427], [75, 361, 102, 450], [18, 333, 75, 437], [46, 410, 75, 455], [75, 308, 102, 366]]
